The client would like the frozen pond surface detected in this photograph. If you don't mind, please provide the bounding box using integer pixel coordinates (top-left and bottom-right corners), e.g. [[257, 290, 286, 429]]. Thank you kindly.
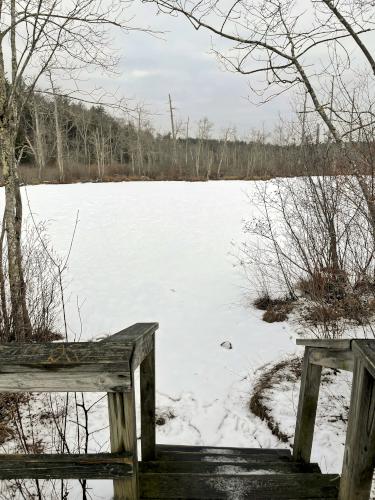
[[17, 181, 299, 498]]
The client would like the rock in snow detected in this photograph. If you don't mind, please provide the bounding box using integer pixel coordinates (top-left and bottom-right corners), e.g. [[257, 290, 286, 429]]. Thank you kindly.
[[220, 341, 233, 350]]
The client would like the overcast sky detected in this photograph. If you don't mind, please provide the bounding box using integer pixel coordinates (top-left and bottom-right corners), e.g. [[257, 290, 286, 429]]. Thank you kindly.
[[100, 2, 294, 137]]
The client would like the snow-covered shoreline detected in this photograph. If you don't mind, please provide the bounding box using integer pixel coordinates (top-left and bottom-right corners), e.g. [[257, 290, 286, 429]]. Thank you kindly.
[[1, 181, 322, 498]]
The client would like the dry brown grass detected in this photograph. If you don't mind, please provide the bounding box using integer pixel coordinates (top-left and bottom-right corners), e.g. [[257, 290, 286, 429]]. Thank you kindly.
[[304, 294, 375, 326], [254, 294, 295, 323], [298, 268, 348, 302], [0, 393, 30, 445], [250, 356, 302, 443]]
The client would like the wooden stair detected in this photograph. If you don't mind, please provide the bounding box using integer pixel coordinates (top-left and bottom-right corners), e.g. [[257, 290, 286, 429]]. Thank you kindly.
[[139, 444, 339, 499]]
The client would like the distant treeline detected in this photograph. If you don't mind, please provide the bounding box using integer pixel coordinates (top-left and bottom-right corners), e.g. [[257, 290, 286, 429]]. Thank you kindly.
[[13, 92, 347, 185]]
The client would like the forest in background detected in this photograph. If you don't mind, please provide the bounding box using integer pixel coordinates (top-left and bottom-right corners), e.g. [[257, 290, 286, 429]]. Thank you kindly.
[[14, 90, 352, 185]]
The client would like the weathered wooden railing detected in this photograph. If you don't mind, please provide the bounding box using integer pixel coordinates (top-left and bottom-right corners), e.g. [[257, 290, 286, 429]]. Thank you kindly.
[[294, 338, 375, 500], [0, 322, 159, 500]]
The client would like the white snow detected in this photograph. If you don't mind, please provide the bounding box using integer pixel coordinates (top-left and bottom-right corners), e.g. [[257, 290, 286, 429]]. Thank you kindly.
[[0, 180, 345, 498]]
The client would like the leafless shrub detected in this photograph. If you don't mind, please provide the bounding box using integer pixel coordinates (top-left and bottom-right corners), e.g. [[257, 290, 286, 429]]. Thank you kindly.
[[254, 294, 295, 322], [0, 219, 64, 343], [243, 156, 375, 337], [297, 268, 348, 303]]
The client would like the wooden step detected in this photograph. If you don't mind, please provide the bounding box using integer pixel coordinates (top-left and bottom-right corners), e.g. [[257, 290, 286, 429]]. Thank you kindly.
[[156, 450, 293, 463], [140, 459, 321, 474], [156, 444, 291, 456], [155, 445, 292, 463], [140, 472, 339, 499]]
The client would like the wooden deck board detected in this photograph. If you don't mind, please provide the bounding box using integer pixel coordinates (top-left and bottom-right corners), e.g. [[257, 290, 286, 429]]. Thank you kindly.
[[140, 459, 321, 474], [140, 472, 339, 499], [156, 444, 291, 456], [0, 453, 133, 479]]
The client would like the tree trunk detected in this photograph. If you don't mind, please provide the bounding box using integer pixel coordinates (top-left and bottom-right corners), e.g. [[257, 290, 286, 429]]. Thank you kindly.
[[0, 29, 32, 341], [0, 125, 32, 341], [33, 98, 46, 180]]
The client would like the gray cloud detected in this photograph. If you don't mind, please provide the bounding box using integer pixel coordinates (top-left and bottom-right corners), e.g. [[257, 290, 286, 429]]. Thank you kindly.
[[110, 3, 292, 136]]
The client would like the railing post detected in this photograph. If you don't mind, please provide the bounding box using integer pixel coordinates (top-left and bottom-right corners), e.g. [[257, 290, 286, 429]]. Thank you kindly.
[[108, 385, 139, 500], [339, 358, 375, 500], [140, 333, 156, 461], [293, 347, 322, 462]]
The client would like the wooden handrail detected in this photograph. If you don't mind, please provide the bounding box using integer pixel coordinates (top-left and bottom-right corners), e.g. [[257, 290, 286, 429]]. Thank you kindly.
[[105, 322, 158, 499], [103, 322, 158, 499], [294, 338, 375, 500], [0, 322, 159, 500]]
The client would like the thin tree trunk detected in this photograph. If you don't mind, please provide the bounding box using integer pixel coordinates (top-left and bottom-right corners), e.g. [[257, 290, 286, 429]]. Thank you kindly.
[[0, 3, 32, 341], [33, 98, 46, 180], [50, 77, 64, 182]]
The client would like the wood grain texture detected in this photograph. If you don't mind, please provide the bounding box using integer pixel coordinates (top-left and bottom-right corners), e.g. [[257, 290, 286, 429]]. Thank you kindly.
[[308, 348, 354, 371], [101, 323, 158, 345], [0, 453, 133, 479], [296, 339, 352, 349], [140, 473, 339, 499], [139, 460, 321, 474], [352, 340, 375, 379], [0, 342, 132, 392], [140, 334, 156, 461], [339, 357, 375, 500], [156, 444, 292, 456], [101, 322, 158, 370], [293, 347, 322, 463], [108, 388, 139, 500], [156, 451, 293, 463]]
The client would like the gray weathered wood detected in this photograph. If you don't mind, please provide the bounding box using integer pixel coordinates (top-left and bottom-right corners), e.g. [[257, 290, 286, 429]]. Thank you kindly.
[[156, 444, 291, 456], [141, 333, 156, 461], [0, 342, 132, 392], [339, 356, 375, 500], [156, 451, 293, 463], [352, 340, 375, 379], [102, 323, 158, 370], [108, 387, 139, 500], [308, 348, 354, 372], [297, 338, 352, 350], [293, 347, 322, 463], [140, 473, 339, 499], [101, 323, 158, 345], [140, 460, 321, 474], [132, 327, 156, 372], [0, 453, 133, 479]]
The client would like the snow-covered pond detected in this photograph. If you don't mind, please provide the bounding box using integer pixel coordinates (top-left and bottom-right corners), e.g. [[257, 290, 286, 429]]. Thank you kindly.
[[20, 181, 299, 497]]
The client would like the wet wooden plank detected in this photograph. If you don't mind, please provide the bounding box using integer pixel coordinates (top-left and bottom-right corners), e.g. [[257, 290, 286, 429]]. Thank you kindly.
[[0, 453, 132, 479], [156, 451, 293, 463], [140, 473, 339, 498], [155, 444, 291, 456], [140, 460, 321, 474]]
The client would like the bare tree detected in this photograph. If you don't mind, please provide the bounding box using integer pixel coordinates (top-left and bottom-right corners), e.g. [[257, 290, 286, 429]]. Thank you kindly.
[[168, 93, 178, 172], [0, 0, 144, 339], [50, 77, 65, 183], [146, 0, 375, 223], [26, 96, 47, 181]]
